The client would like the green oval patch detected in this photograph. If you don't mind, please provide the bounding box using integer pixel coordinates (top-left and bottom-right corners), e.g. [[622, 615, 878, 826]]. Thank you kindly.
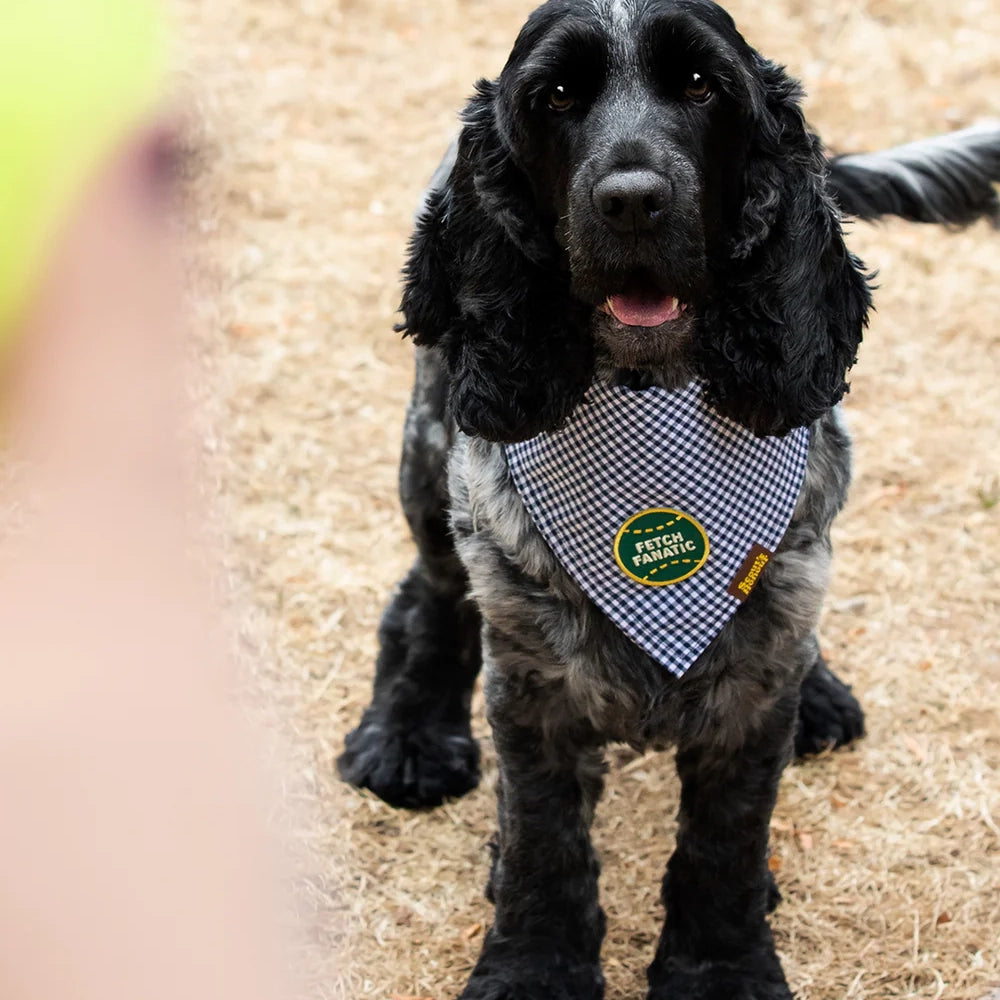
[[613, 508, 710, 587]]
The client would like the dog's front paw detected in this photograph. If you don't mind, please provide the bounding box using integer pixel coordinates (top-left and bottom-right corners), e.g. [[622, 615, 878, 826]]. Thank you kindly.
[[457, 936, 603, 1000], [648, 950, 791, 1000], [338, 708, 479, 808], [795, 654, 865, 757]]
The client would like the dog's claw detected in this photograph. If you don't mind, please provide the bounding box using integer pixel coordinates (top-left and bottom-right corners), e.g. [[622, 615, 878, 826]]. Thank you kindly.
[[338, 711, 480, 809]]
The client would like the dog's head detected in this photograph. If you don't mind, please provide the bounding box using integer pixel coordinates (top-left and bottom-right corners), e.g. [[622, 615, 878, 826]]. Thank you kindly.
[[400, 0, 871, 441]]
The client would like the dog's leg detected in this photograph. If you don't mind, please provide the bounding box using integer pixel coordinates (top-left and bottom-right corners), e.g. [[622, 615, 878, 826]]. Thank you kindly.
[[459, 648, 606, 1000], [338, 349, 482, 808], [794, 636, 865, 758], [647, 685, 798, 1000]]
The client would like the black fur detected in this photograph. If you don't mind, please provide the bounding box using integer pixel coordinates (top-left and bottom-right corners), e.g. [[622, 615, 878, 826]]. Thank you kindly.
[[398, 84, 595, 443], [339, 1, 1000, 997], [794, 652, 866, 757], [827, 121, 1000, 226], [339, 357, 483, 808], [695, 58, 871, 436]]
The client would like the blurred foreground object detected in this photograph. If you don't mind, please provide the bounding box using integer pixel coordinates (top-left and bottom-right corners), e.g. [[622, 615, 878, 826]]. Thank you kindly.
[[0, 3, 287, 999], [0, 0, 165, 346]]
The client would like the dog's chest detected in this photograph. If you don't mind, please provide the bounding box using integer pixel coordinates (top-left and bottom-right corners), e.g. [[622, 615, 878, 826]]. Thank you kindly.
[[503, 381, 810, 677]]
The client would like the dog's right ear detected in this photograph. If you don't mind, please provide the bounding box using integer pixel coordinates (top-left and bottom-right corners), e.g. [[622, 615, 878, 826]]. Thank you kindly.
[[396, 80, 594, 444]]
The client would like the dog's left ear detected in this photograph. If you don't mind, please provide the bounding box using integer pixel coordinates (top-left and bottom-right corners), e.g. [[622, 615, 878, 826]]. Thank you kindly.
[[697, 58, 872, 437]]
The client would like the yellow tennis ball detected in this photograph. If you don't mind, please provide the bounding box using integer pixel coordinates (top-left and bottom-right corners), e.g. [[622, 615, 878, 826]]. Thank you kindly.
[[0, 0, 168, 351]]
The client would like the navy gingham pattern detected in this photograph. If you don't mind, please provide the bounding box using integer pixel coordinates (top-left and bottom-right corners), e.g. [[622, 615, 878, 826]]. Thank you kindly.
[[505, 380, 810, 677]]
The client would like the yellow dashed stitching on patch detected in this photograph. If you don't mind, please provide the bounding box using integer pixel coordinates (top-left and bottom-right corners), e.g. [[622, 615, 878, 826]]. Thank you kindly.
[[630, 518, 676, 535], [645, 555, 696, 582]]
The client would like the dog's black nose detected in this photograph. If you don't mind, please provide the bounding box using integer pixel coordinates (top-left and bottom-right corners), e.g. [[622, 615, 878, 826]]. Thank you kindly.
[[592, 169, 672, 234]]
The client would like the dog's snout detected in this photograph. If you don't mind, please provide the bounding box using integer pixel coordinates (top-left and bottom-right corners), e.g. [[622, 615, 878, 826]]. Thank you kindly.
[[592, 169, 672, 234]]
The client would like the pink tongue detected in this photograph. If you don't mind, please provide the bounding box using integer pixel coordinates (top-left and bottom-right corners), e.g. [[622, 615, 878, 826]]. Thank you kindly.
[[606, 291, 681, 327]]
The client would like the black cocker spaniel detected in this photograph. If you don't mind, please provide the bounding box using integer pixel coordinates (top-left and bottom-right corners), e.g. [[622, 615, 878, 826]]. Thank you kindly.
[[340, 1, 1000, 997]]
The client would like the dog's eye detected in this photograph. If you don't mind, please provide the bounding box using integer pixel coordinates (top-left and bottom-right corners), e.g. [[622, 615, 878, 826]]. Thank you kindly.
[[683, 72, 713, 102], [547, 85, 576, 112]]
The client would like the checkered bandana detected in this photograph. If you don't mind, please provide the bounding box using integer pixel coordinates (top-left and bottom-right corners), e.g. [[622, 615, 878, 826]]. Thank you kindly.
[[505, 380, 810, 677]]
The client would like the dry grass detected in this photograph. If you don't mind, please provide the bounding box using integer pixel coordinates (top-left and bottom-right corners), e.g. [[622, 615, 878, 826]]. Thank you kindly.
[[174, 0, 1000, 997]]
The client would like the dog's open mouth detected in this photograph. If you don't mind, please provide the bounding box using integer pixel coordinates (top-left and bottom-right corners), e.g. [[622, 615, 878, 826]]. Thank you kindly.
[[592, 271, 693, 370], [599, 272, 687, 328], [591, 271, 695, 370]]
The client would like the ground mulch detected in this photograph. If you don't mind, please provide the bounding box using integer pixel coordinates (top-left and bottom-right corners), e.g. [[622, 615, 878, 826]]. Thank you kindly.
[[175, 0, 1000, 997]]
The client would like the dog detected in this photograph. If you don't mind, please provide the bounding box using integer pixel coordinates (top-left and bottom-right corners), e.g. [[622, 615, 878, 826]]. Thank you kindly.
[[339, 1, 1000, 996]]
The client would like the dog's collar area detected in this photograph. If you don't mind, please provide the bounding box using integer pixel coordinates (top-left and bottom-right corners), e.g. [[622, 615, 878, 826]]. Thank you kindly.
[[504, 379, 810, 676]]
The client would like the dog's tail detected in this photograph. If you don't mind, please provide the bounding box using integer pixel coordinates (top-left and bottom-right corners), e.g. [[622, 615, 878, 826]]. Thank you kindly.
[[826, 121, 1000, 227]]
